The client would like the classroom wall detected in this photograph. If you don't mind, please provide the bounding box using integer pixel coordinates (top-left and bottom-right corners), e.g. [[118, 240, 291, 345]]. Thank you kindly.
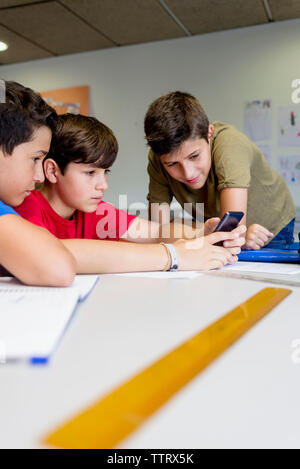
[[1, 17, 300, 215]]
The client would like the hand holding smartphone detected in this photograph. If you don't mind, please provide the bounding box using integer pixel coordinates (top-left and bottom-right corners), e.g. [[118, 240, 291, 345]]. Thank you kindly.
[[213, 211, 244, 246]]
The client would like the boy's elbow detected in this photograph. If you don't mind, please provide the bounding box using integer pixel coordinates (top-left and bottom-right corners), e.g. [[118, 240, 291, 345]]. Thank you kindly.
[[50, 267, 76, 287], [47, 253, 76, 287], [21, 252, 76, 287], [58, 264, 76, 287]]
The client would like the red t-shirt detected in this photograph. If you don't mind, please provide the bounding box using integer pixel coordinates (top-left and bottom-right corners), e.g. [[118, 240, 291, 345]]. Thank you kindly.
[[15, 190, 136, 241]]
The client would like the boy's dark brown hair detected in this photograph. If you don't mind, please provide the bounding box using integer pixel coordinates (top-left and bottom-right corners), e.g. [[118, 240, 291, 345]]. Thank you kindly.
[[0, 79, 57, 155], [144, 91, 210, 155], [47, 113, 118, 174]]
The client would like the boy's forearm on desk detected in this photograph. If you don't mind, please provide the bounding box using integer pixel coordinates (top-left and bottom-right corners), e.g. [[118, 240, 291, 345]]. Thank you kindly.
[[61, 239, 169, 273]]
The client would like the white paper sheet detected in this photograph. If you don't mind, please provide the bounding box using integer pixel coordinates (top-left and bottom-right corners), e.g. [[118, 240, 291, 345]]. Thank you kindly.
[[278, 105, 300, 146], [70, 275, 99, 300], [221, 262, 300, 275], [244, 99, 272, 142], [278, 154, 300, 185], [0, 274, 98, 301]]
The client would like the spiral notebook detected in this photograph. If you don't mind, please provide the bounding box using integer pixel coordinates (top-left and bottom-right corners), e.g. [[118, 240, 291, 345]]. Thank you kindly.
[[0, 275, 98, 364]]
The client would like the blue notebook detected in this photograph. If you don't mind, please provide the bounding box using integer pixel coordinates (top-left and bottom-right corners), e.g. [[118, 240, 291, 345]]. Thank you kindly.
[[238, 239, 300, 264]]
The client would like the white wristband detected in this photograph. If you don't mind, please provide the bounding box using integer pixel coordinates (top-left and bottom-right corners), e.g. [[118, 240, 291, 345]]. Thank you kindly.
[[163, 243, 179, 271]]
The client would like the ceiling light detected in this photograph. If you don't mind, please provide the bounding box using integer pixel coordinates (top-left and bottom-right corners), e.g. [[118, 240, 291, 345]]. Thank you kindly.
[[0, 41, 8, 52]]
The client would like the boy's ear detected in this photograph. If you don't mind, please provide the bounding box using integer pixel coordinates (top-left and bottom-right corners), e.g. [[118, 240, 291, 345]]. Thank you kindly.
[[43, 158, 60, 183], [207, 124, 214, 141]]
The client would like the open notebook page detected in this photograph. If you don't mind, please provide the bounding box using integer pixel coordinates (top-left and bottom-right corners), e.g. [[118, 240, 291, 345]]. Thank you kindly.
[[0, 275, 98, 363]]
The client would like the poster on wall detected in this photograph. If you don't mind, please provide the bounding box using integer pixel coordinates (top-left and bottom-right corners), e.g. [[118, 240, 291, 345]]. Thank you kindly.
[[40, 85, 90, 115], [257, 143, 272, 166], [278, 154, 300, 185], [278, 105, 300, 147], [244, 99, 272, 142]]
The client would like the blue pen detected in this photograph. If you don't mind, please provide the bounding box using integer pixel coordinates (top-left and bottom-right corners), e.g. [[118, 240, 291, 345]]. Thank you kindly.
[[30, 357, 49, 365]]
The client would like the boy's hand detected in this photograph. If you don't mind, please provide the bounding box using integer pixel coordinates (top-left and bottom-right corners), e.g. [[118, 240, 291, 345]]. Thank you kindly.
[[204, 218, 246, 251], [243, 224, 273, 250], [222, 225, 247, 251], [204, 217, 220, 235], [174, 230, 243, 271]]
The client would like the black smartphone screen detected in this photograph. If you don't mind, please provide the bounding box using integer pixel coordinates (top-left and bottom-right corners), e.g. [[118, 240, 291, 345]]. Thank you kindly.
[[213, 211, 244, 245]]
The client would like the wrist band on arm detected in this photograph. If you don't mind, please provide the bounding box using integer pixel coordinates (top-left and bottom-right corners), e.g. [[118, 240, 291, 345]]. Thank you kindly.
[[160, 243, 171, 271], [160, 243, 179, 272]]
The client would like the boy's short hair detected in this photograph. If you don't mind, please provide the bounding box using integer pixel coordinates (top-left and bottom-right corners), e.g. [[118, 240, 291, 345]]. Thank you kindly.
[[144, 91, 210, 155], [47, 114, 118, 174], [0, 80, 57, 155]]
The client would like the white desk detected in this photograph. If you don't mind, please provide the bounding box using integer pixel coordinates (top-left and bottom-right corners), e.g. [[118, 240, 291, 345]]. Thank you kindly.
[[0, 273, 300, 449]]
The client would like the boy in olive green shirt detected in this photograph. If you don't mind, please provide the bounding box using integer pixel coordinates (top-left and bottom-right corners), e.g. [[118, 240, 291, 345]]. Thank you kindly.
[[145, 92, 296, 250]]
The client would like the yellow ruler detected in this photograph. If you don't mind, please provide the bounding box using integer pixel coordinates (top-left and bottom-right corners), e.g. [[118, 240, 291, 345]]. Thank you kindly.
[[43, 287, 291, 449]]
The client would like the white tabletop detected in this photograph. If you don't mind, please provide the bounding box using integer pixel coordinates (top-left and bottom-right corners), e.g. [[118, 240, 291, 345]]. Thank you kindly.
[[0, 272, 300, 449]]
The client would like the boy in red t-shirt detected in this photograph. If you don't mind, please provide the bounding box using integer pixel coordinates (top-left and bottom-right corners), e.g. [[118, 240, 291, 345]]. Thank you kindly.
[[16, 114, 246, 272]]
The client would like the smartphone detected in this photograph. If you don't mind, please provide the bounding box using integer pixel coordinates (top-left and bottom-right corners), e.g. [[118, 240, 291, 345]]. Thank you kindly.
[[213, 211, 244, 246]]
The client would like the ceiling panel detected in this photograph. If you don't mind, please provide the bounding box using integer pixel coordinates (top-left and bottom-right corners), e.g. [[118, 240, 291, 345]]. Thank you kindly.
[[0, 1, 115, 55], [165, 0, 269, 35], [0, 0, 299, 66], [0, 24, 52, 64], [269, 0, 300, 21], [59, 0, 185, 45]]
